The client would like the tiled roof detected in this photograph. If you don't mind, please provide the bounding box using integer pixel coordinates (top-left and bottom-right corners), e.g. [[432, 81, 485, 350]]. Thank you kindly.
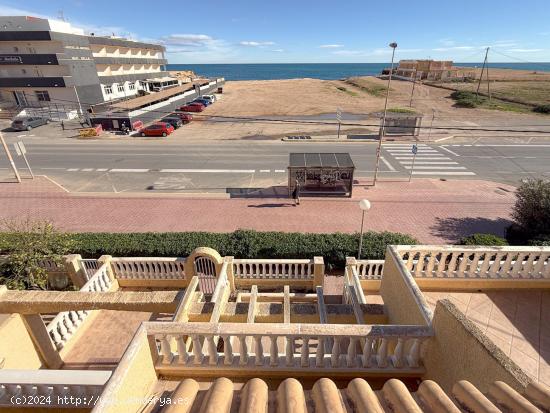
[[159, 377, 550, 412]]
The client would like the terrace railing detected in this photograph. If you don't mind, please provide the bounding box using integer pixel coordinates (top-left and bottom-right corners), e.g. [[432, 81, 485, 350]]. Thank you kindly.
[[0, 369, 111, 408], [80, 258, 100, 280], [46, 263, 112, 350], [233, 259, 314, 280], [396, 246, 550, 279], [148, 322, 432, 376], [110, 257, 187, 287], [355, 259, 385, 280]]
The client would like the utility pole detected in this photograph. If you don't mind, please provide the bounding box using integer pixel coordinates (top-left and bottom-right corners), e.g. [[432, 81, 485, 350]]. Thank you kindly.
[[409, 69, 418, 107], [0, 131, 21, 183], [373, 42, 398, 186], [476, 47, 489, 97]]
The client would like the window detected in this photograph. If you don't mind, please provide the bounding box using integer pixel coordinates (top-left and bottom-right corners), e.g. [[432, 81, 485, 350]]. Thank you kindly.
[[117, 84, 125, 93], [128, 83, 136, 91], [35, 91, 50, 102], [104, 85, 113, 95]]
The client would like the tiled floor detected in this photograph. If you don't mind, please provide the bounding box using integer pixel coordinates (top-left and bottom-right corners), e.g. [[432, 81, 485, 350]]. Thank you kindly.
[[424, 291, 550, 387], [61, 310, 172, 370]]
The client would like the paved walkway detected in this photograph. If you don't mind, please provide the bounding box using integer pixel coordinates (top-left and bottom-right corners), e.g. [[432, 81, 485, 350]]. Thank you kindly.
[[0, 176, 515, 243]]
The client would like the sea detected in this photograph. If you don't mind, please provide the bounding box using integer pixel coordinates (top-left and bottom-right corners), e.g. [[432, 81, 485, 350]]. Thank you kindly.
[[166, 62, 550, 81]]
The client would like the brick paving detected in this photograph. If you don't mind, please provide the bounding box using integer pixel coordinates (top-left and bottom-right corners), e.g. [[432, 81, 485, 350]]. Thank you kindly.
[[0, 177, 515, 243], [424, 291, 550, 387]]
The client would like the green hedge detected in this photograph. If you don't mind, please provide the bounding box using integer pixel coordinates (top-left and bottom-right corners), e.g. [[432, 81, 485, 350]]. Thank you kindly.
[[459, 233, 508, 246], [0, 229, 417, 268]]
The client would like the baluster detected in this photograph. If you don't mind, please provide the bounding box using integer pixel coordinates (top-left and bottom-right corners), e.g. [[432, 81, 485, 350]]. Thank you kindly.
[[500, 253, 515, 276], [457, 252, 469, 276], [76, 310, 87, 322], [479, 252, 492, 276], [69, 311, 81, 328], [391, 338, 404, 368], [489, 252, 504, 277], [176, 336, 189, 364], [160, 335, 173, 364], [362, 338, 372, 367], [239, 335, 249, 365], [512, 253, 528, 277], [347, 337, 357, 367], [223, 335, 233, 365], [331, 337, 340, 367], [407, 338, 421, 368], [49, 328, 63, 349], [254, 335, 264, 366], [270, 336, 278, 366], [316, 337, 325, 367], [286, 336, 294, 366], [300, 336, 309, 367], [376, 338, 388, 367], [63, 313, 76, 335], [207, 336, 218, 365], [414, 252, 426, 276], [192, 335, 203, 364], [58, 315, 69, 340]]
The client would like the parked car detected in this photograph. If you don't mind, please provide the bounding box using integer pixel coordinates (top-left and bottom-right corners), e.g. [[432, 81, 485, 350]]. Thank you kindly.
[[179, 102, 205, 112], [139, 122, 174, 137], [192, 98, 211, 106], [201, 95, 216, 104], [11, 116, 49, 131], [161, 116, 183, 129], [169, 112, 193, 123]]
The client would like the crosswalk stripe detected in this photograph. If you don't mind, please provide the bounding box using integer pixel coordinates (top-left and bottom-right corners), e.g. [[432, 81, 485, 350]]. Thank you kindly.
[[412, 171, 476, 175], [404, 166, 467, 170], [110, 169, 149, 173], [399, 161, 458, 165], [395, 156, 449, 160], [160, 169, 255, 173]]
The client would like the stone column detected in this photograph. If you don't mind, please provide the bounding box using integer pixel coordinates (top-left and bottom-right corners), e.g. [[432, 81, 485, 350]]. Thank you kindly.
[[98, 255, 118, 290], [64, 254, 87, 289], [313, 257, 325, 288], [224, 256, 235, 292], [20, 314, 63, 369]]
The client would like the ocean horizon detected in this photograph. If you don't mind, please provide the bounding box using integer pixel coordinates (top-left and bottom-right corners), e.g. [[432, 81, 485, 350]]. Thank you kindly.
[[166, 62, 550, 81]]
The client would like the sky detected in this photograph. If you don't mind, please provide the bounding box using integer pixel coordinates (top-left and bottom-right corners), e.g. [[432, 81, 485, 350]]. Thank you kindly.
[[1, 0, 550, 64]]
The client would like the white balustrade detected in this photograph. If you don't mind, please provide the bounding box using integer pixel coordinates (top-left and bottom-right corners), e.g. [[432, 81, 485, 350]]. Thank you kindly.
[[110, 257, 186, 280], [47, 264, 111, 350], [37, 258, 64, 273], [397, 246, 550, 279], [233, 259, 314, 280], [355, 260, 385, 280], [0, 370, 111, 407], [80, 258, 100, 280], [149, 322, 431, 372]]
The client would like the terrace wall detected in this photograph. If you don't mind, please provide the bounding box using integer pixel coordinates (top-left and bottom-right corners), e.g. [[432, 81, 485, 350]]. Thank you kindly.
[[0, 314, 43, 369]]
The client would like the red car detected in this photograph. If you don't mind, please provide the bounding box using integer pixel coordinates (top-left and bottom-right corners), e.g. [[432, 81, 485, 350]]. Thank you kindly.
[[140, 122, 174, 137], [179, 102, 205, 112], [170, 112, 193, 123]]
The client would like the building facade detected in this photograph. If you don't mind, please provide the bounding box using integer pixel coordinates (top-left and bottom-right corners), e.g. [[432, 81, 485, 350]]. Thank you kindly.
[[396, 59, 459, 81], [0, 16, 168, 112]]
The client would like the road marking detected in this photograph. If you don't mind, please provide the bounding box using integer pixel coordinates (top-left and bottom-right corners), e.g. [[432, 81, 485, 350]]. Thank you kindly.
[[110, 168, 149, 173], [275, 169, 286, 173], [473, 144, 550, 147], [16, 134, 27, 138], [96, 168, 108, 172], [399, 161, 459, 165], [386, 149, 438, 153], [67, 168, 79, 172], [40, 167, 66, 170], [380, 156, 396, 172], [160, 169, 255, 173], [404, 166, 467, 170], [395, 156, 449, 160], [439, 146, 460, 156], [81, 168, 94, 172], [411, 171, 476, 175], [259, 169, 270, 173]]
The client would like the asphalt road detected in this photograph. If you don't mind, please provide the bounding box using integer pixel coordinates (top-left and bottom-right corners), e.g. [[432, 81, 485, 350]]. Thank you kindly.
[[1, 135, 550, 193]]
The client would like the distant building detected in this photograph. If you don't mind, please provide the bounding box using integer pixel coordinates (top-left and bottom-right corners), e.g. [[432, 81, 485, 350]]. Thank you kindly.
[[0, 16, 169, 111], [395, 59, 472, 81]]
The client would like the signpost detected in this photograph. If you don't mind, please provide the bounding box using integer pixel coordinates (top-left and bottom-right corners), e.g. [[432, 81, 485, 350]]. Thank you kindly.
[[13, 141, 34, 179], [0, 131, 21, 183], [336, 107, 342, 139], [408, 143, 418, 182]]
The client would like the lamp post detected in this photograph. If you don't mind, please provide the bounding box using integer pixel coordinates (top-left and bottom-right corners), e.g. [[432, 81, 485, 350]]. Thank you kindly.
[[358, 199, 371, 259], [373, 42, 398, 186]]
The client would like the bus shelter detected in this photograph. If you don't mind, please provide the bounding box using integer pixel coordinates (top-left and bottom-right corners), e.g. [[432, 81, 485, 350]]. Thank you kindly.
[[288, 153, 355, 198]]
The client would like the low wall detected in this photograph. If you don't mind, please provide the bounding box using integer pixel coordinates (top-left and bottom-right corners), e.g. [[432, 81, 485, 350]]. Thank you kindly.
[[0, 314, 43, 369], [423, 299, 531, 393], [92, 326, 158, 413], [379, 246, 432, 326]]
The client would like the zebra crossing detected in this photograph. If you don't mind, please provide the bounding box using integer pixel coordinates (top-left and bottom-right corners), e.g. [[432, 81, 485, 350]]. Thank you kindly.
[[382, 143, 476, 176]]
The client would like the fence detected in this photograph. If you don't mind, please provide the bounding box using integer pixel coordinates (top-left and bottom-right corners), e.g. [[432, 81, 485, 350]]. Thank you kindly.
[[46, 263, 112, 350], [109, 257, 187, 287], [148, 322, 432, 377]]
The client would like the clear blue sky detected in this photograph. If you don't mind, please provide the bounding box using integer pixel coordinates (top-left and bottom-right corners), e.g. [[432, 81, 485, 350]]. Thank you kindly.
[[2, 0, 549, 63]]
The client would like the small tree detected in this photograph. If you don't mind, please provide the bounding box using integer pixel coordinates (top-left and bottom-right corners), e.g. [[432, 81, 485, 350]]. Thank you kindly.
[[0, 218, 75, 290], [511, 179, 550, 242]]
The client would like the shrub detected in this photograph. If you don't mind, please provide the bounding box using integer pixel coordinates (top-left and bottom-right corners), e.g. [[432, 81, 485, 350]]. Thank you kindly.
[[450, 90, 486, 108], [0, 219, 75, 290], [511, 179, 550, 242], [460, 233, 508, 246], [0, 229, 417, 269], [533, 104, 550, 114]]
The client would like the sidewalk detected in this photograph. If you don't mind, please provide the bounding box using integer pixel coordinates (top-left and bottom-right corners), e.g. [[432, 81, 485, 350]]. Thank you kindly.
[[0, 176, 515, 243]]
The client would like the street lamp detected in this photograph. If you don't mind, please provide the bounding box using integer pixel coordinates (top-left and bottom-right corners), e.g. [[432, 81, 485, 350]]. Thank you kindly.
[[357, 199, 371, 259], [373, 42, 398, 185]]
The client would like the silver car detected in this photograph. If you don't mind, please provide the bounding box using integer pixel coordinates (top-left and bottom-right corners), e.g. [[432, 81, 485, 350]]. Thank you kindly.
[[11, 116, 49, 131]]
